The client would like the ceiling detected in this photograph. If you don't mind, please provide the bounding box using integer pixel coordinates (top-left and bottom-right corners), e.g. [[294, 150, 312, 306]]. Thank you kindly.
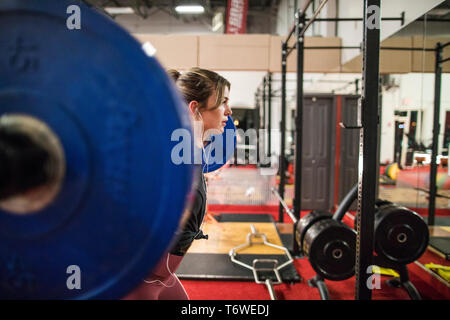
[[82, 0, 279, 19]]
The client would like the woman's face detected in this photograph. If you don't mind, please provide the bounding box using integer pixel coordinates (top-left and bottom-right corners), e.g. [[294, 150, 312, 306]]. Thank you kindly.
[[200, 86, 232, 138]]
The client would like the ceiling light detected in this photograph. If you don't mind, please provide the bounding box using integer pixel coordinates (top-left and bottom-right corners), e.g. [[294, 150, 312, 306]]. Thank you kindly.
[[175, 5, 205, 14], [104, 7, 135, 15]]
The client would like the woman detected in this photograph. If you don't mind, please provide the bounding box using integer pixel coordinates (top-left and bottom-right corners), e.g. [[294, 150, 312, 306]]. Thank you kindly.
[[123, 68, 232, 300]]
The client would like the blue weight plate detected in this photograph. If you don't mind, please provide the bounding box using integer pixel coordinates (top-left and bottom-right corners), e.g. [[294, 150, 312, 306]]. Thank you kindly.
[[202, 116, 237, 173], [0, 0, 195, 299]]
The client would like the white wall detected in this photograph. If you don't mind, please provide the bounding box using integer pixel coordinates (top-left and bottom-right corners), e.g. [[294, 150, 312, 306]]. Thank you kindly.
[[380, 73, 450, 163], [215, 71, 267, 109]]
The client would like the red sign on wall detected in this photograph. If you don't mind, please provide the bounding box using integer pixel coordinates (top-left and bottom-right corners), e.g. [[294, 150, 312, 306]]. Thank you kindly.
[[226, 0, 248, 34]]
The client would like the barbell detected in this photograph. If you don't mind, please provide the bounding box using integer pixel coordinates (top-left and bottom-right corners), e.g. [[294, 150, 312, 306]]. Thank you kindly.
[[0, 0, 235, 299], [297, 200, 429, 282]]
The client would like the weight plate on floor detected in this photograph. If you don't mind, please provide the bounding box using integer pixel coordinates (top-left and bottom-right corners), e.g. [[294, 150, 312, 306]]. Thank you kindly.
[[374, 205, 429, 264], [304, 219, 356, 281], [295, 211, 332, 253]]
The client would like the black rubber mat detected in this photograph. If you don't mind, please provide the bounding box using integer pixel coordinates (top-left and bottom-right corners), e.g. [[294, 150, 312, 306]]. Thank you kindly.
[[279, 233, 294, 251], [176, 253, 301, 282], [177, 213, 301, 282], [429, 237, 450, 261], [214, 213, 274, 223]]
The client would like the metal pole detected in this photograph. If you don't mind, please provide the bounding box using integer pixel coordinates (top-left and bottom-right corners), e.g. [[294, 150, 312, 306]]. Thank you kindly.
[[293, 10, 305, 257], [428, 43, 443, 226], [262, 76, 266, 130], [262, 76, 267, 165], [268, 73, 272, 161], [355, 0, 380, 300], [279, 41, 288, 223], [271, 188, 298, 224], [376, 76, 382, 200]]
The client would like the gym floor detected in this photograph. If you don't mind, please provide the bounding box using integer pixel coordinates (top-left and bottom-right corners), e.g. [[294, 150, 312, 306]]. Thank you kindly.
[[175, 166, 450, 300]]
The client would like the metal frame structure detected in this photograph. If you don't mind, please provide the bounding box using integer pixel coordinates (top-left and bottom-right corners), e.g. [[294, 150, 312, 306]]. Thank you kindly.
[[269, 0, 448, 300], [355, 0, 381, 300], [277, 0, 382, 300]]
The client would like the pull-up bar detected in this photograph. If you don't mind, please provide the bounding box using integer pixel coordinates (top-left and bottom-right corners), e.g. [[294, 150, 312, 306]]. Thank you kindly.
[[286, 45, 437, 56], [304, 17, 404, 22]]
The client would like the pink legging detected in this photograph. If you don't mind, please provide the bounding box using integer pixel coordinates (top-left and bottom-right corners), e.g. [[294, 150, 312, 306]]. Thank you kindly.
[[122, 253, 189, 300]]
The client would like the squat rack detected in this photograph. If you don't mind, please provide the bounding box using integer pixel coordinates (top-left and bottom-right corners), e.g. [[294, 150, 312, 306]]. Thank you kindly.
[[275, 0, 450, 300], [277, 0, 383, 299]]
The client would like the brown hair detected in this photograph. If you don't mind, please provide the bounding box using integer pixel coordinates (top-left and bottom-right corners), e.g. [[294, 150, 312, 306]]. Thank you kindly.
[[171, 67, 230, 112], [167, 69, 181, 82]]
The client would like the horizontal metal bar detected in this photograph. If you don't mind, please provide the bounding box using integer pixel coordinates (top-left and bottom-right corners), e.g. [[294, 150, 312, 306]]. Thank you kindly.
[[299, 0, 329, 38], [290, 46, 436, 52], [271, 187, 297, 223], [284, 45, 436, 55], [380, 46, 435, 52], [286, 45, 296, 56], [439, 57, 450, 64], [312, 46, 437, 51], [305, 17, 403, 22], [441, 42, 450, 49], [304, 46, 361, 50]]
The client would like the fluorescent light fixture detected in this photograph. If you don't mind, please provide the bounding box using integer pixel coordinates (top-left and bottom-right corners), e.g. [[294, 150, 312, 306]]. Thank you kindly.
[[175, 5, 205, 14], [104, 7, 135, 15]]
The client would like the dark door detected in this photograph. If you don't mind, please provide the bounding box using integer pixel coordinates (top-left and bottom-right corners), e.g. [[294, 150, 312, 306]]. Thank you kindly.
[[338, 96, 359, 209], [301, 95, 335, 210]]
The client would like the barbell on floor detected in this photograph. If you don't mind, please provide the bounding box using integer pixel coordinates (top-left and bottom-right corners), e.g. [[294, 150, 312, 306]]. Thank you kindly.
[[374, 202, 429, 265], [297, 211, 357, 281], [294, 187, 429, 282]]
